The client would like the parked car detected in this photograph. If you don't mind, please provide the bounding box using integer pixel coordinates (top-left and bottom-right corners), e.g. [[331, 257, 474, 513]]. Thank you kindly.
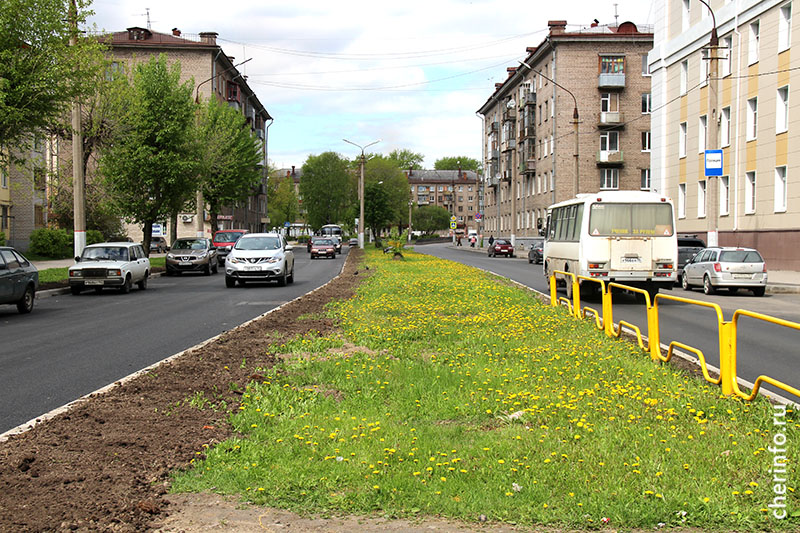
[[149, 236, 169, 253], [0, 246, 39, 314], [527, 239, 544, 264], [166, 238, 218, 275], [348, 238, 359, 247], [681, 246, 767, 296], [677, 234, 706, 280], [488, 239, 514, 257], [212, 229, 249, 265], [330, 235, 342, 253], [225, 233, 295, 288], [309, 238, 337, 259], [69, 242, 150, 295]]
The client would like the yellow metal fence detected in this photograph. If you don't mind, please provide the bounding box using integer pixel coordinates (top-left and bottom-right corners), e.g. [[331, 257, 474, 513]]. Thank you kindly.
[[549, 270, 800, 402]]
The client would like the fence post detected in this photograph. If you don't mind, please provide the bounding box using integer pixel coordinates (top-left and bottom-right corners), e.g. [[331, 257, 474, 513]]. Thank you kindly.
[[603, 284, 614, 337], [718, 321, 735, 396], [647, 297, 661, 361], [550, 275, 557, 307], [571, 277, 581, 318]]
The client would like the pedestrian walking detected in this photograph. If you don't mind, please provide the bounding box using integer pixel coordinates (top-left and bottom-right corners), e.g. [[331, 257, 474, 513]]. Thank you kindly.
[[488, 235, 494, 246], [456, 235, 463, 246], [470, 236, 476, 247]]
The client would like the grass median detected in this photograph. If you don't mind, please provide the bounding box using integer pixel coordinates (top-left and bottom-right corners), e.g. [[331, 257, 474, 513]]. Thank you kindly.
[[171, 248, 798, 530]]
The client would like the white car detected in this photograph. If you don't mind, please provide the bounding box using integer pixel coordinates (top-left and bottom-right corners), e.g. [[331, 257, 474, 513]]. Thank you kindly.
[[69, 242, 150, 295], [224, 233, 295, 288]]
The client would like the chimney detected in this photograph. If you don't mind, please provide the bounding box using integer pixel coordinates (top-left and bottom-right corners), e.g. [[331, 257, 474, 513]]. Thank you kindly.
[[199, 32, 218, 45], [408, 166, 413, 177], [591, 19, 599, 27], [548, 20, 567, 34], [291, 165, 296, 176], [495, 83, 503, 89], [526, 46, 537, 54], [507, 67, 517, 76], [171, 28, 181, 36]]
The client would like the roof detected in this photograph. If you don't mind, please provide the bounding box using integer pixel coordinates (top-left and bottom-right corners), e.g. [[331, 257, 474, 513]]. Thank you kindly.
[[405, 169, 478, 183]]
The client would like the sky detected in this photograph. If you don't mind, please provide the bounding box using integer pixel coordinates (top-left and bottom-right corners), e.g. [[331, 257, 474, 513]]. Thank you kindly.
[[87, 0, 657, 170]]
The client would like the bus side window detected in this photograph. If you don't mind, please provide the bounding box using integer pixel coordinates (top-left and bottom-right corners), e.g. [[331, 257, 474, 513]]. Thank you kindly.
[[547, 210, 557, 240], [571, 204, 583, 241]]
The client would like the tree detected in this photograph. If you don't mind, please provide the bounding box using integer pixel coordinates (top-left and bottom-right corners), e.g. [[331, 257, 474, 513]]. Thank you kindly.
[[363, 181, 391, 242], [267, 174, 299, 231], [299, 152, 352, 231], [0, 0, 104, 156], [98, 54, 198, 255], [386, 149, 424, 170], [364, 157, 409, 229], [196, 96, 264, 232], [434, 156, 482, 174], [412, 205, 451, 235]]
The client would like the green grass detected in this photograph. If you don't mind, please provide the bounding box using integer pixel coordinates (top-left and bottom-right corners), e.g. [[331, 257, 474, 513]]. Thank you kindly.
[[171, 249, 799, 530], [38, 257, 165, 284]]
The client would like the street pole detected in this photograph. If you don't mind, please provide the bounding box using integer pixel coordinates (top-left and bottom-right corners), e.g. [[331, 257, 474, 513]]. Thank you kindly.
[[408, 200, 412, 242], [343, 138, 380, 249], [69, 0, 85, 258], [699, 0, 720, 246]]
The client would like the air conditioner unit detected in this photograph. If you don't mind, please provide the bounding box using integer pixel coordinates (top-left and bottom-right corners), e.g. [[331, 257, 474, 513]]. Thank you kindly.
[[181, 215, 194, 223]]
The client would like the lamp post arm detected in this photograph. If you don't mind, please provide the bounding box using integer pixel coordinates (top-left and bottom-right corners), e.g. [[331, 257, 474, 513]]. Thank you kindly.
[[195, 57, 253, 103]]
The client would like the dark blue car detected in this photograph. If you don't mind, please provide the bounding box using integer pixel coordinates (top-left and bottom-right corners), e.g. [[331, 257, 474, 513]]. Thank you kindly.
[[0, 246, 39, 314]]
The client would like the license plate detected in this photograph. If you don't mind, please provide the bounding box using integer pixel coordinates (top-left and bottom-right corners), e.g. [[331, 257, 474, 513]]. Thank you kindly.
[[733, 273, 752, 279], [621, 257, 641, 263], [179, 261, 193, 266], [85, 280, 103, 286], [244, 265, 261, 271]]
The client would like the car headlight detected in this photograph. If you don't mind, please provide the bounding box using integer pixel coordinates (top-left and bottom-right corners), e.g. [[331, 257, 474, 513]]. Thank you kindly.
[[229, 256, 245, 264], [197, 252, 208, 259], [265, 256, 281, 263], [167, 253, 175, 259], [108, 269, 122, 276], [69, 270, 83, 278]]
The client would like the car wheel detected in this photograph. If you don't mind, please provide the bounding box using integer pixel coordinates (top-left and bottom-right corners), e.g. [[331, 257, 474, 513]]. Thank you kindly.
[[70, 286, 82, 296], [528, 257, 533, 264], [137, 274, 148, 290], [237, 279, 247, 286], [225, 276, 236, 288], [752, 286, 766, 297], [278, 268, 288, 287], [213, 262, 219, 274], [119, 275, 132, 294], [16, 285, 35, 314], [703, 275, 715, 295], [288, 265, 294, 284], [681, 272, 691, 291]]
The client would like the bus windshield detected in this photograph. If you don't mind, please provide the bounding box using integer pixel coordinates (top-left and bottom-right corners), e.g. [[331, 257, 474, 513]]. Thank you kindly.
[[588, 203, 674, 237]]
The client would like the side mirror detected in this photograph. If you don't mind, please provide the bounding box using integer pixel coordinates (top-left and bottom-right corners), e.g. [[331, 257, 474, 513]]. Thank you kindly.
[[536, 217, 543, 230], [285, 244, 294, 251]]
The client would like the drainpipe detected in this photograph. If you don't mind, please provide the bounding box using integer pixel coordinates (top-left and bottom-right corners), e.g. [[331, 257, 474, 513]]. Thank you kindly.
[[733, 15, 742, 234]]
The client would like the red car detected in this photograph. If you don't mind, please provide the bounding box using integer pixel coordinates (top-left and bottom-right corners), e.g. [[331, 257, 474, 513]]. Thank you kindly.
[[309, 238, 337, 259], [488, 239, 514, 258], [212, 229, 249, 265]]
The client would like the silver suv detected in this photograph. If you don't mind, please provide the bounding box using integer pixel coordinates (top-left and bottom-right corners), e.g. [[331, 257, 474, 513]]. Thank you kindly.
[[681, 246, 767, 296], [224, 233, 295, 287]]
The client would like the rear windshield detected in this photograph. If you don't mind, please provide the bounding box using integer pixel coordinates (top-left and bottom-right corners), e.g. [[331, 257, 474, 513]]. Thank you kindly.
[[495, 240, 511, 245], [678, 238, 705, 247], [719, 250, 763, 263], [215, 232, 246, 243], [235, 237, 281, 250], [589, 203, 674, 237]]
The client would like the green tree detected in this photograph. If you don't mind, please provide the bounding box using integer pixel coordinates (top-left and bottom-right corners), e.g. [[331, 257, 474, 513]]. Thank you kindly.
[[434, 156, 482, 174], [386, 149, 424, 170], [363, 181, 391, 242], [299, 152, 352, 231], [0, 0, 104, 155], [267, 174, 299, 231], [364, 157, 409, 228], [412, 205, 451, 235], [197, 96, 264, 232], [99, 54, 198, 254]]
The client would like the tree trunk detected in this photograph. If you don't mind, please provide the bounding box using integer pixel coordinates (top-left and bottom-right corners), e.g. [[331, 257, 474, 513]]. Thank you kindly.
[[142, 220, 154, 257], [169, 211, 178, 246], [210, 210, 219, 235]]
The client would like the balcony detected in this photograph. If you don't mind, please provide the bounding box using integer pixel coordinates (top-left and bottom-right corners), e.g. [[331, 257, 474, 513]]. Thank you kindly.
[[502, 169, 513, 181], [502, 108, 516, 121], [501, 139, 517, 152], [490, 149, 499, 160], [521, 126, 536, 138], [523, 92, 536, 105], [596, 150, 624, 165], [490, 121, 499, 132], [487, 176, 499, 188], [523, 158, 536, 174], [598, 72, 625, 89], [598, 111, 624, 126]]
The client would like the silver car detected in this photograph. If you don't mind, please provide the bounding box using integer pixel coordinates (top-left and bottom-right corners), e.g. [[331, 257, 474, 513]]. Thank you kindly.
[[69, 242, 150, 295], [224, 233, 295, 288], [681, 246, 767, 296]]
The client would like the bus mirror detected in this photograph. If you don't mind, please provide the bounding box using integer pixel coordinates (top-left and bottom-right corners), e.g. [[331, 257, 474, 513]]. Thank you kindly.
[[539, 228, 546, 237], [537, 218, 543, 230]]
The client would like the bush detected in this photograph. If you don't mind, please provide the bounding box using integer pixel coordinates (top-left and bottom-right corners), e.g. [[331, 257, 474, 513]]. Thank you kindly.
[[29, 228, 73, 258], [86, 230, 104, 245]]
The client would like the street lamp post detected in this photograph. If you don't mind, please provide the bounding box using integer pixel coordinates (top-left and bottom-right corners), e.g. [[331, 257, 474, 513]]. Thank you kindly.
[[343, 138, 380, 249], [699, 0, 720, 247], [408, 200, 413, 242]]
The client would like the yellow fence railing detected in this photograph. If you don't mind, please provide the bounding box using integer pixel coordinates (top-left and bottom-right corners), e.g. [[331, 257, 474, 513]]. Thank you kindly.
[[549, 272, 800, 402]]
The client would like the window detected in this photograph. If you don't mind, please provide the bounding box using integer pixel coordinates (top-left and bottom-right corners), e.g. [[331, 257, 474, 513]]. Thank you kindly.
[[780, 3, 792, 52], [601, 168, 619, 190], [682, 0, 691, 32], [0, 165, 7, 188], [749, 20, 760, 65], [745, 171, 756, 213], [642, 131, 651, 152], [0, 205, 8, 231], [679, 122, 687, 158], [600, 131, 619, 152], [698, 180, 707, 218], [699, 115, 707, 153], [601, 93, 619, 112], [680, 60, 688, 95], [600, 56, 625, 73], [641, 168, 651, 190], [700, 49, 709, 86], [642, 93, 652, 113], [678, 183, 687, 218], [642, 54, 650, 75], [775, 166, 788, 212], [746, 97, 758, 140], [226, 83, 240, 102], [550, 135, 554, 155], [550, 97, 554, 118], [720, 176, 730, 215], [722, 35, 733, 77], [777, 86, 789, 133], [721, 106, 731, 147]]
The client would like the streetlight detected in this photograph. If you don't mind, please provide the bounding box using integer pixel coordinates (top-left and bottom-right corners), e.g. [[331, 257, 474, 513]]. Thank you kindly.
[[343, 138, 380, 249], [408, 199, 413, 242], [699, 0, 721, 247]]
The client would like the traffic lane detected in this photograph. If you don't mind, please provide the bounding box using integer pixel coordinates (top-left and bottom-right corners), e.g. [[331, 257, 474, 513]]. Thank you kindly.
[[0, 249, 347, 433], [417, 243, 800, 399]]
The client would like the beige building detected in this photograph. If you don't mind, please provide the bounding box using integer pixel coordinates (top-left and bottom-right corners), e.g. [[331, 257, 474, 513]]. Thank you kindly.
[[477, 20, 653, 245], [650, 0, 799, 269], [1, 140, 48, 250], [406, 169, 480, 232]]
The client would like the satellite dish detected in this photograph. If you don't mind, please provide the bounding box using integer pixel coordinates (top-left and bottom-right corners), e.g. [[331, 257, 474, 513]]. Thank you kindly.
[[507, 100, 516, 109]]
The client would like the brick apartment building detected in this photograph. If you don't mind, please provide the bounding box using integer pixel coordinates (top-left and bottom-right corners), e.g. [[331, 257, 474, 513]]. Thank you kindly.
[[2, 140, 49, 251], [477, 20, 653, 244], [405, 169, 480, 233]]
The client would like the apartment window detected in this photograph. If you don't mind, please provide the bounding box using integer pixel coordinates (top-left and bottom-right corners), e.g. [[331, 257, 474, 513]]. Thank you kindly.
[[777, 86, 789, 133], [550, 171, 555, 191], [682, 0, 691, 32], [642, 131, 651, 152], [745, 171, 756, 213], [678, 183, 687, 218], [641, 168, 651, 190], [698, 115, 707, 153], [0, 205, 8, 231], [544, 99, 549, 120], [550, 135, 554, 155], [601, 93, 620, 112], [679, 122, 687, 158], [641, 93, 652, 113], [642, 54, 650, 76], [680, 60, 688, 95], [601, 168, 619, 190], [721, 106, 731, 147], [550, 97, 554, 119], [600, 56, 625, 73], [226, 83, 240, 102], [720, 176, 730, 215], [775, 166, 788, 212], [746, 97, 758, 140], [749, 21, 760, 65], [600, 131, 619, 152], [0, 165, 7, 188], [722, 35, 733, 77], [698, 180, 707, 218], [700, 49, 709, 86], [780, 3, 792, 52]]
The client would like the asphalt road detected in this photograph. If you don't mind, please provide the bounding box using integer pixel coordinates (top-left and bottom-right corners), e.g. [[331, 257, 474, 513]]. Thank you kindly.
[[0, 246, 349, 433], [418, 242, 800, 402]]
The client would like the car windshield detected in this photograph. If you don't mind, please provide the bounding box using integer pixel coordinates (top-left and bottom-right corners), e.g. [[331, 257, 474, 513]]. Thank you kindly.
[[235, 236, 281, 250], [719, 250, 763, 263], [215, 232, 245, 243], [315, 239, 333, 245], [172, 239, 207, 250], [82, 246, 129, 262]]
